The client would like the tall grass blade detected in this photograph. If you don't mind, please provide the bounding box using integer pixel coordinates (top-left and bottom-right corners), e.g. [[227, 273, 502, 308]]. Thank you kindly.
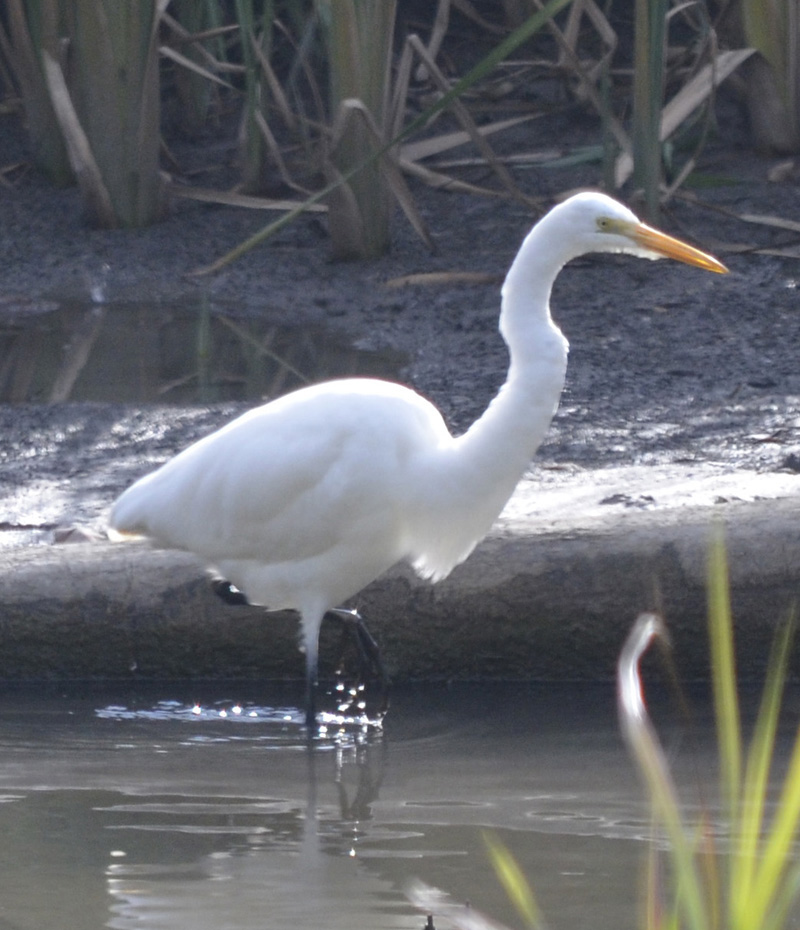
[[749, 703, 800, 922], [617, 613, 709, 930], [759, 864, 800, 930], [321, 0, 397, 258], [539, 0, 630, 166], [615, 49, 755, 187], [159, 45, 233, 90], [632, 0, 668, 220], [63, 0, 165, 227], [5, 0, 73, 183], [741, 0, 799, 152], [483, 831, 542, 930], [642, 838, 662, 930], [405, 33, 523, 202], [235, 0, 263, 192], [707, 528, 742, 831], [167, 0, 223, 133], [40, 49, 116, 227], [732, 612, 795, 923]]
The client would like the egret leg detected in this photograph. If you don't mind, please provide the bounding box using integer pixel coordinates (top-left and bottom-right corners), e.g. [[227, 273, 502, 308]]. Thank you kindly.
[[302, 612, 323, 732], [326, 608, 390, 717], [213, 581, 321, 730], [326, 609, 386, 683], [305, 646, 318, 730]]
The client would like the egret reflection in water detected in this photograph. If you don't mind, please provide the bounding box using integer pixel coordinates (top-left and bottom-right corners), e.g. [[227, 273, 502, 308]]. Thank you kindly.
[[0, 682, 743, 930], [99, 715, 391, 930]]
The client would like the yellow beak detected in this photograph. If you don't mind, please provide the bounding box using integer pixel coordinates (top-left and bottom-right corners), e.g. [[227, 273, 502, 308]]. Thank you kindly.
[[630, 221, 728, 274]]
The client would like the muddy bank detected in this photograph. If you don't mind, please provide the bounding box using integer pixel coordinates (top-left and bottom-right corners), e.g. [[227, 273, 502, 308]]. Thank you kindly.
[[2, 96, 800, 681], [1, 489, 799, 685]]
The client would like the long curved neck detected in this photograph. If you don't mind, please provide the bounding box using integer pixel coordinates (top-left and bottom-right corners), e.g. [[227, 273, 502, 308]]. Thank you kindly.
[[408, 220, 572, 580], [454, 224, 570, 483]]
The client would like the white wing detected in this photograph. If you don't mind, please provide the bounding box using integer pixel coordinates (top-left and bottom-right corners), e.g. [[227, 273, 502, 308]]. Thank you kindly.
[[111, 378, 450, 572]]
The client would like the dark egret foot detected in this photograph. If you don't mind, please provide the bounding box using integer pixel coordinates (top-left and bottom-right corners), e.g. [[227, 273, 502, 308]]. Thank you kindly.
[[210, 582, 386, 727], [212, 580, 319, 728], [211, 579, 249, 606], [325, 608, 390, 721]]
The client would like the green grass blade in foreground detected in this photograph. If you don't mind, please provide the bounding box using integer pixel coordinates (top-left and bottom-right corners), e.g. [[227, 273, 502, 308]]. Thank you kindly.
[[191, 0, 574, 274], [458, 544, 800, 930], [731, 612, 795, 924], [759, 864, 800, 930], [707, 530, 741, 831], [749, 676, 800, 925], [483, 831, 543, 930], [617, 614, 709, 930]]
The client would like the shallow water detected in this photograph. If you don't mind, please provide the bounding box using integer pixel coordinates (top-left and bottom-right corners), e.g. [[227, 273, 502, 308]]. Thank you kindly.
[[0, 682, 783, 930], [0, 296, 407, 404]]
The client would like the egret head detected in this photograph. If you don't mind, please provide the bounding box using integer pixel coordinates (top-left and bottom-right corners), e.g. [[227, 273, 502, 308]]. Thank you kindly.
[[552, 191, 728, 273]]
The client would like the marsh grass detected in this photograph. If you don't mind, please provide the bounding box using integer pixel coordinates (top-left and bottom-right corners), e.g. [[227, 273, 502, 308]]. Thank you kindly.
[[191, 0, 572, 274], [633, 0, 668, 222], [741, 0, 800, 153], [411, 530, 800, 930], [619, 532, 800, 930], [2, 0, 165, 227], [318, 0, 396, 259], [0, 3, 788, 243]]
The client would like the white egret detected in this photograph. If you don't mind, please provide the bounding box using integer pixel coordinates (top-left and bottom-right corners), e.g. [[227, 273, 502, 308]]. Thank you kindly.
[[109, 192, 727, 728]]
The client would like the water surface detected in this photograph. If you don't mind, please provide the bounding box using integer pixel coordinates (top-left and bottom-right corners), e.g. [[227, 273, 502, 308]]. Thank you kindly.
[[0, 682, 773, 930]]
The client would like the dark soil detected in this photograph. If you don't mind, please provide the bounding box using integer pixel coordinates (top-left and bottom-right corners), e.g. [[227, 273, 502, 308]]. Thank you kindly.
[[2, 80, 800, 543]]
